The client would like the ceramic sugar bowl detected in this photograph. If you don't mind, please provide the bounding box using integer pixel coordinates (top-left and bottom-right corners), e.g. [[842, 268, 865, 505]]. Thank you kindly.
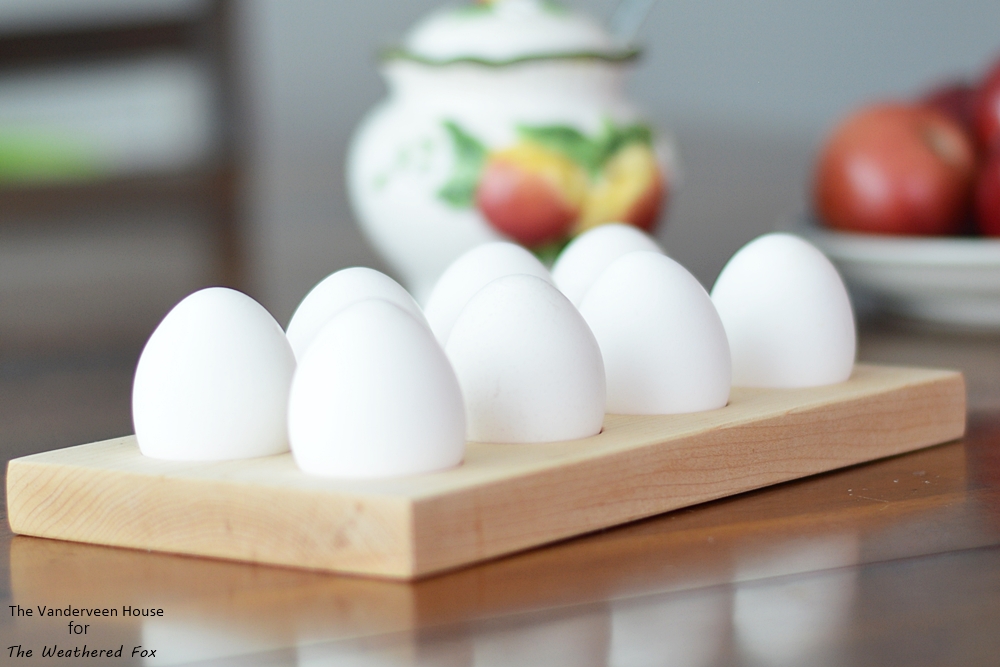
[[347, 0, 674, 302]]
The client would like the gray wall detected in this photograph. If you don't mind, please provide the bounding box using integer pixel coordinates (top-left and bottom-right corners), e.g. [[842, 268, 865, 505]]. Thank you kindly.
[[238, 0, 1000, 324]]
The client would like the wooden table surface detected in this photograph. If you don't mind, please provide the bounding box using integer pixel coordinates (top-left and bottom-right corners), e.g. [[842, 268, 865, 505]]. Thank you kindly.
[[2, 320, 999, 666]]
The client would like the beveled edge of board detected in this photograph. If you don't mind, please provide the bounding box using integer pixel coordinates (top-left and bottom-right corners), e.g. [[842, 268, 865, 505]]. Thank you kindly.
[[5, 364, 967, 579], [5, 364, 963, 498]]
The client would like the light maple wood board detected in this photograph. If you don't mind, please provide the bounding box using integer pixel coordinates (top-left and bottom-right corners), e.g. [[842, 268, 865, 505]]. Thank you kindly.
[[6, 364, 966, 580]]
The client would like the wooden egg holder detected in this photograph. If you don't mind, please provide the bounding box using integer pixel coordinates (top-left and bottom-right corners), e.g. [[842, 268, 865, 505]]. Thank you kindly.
[[6, 364, 965, 580]]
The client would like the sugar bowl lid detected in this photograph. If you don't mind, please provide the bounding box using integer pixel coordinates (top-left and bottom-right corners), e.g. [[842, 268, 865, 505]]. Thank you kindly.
[[385, 0, 639, 66]]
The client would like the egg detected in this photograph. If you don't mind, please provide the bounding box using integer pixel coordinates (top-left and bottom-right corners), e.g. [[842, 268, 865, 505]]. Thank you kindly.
[[552, 223, 665, 305], [288, 299, 465, 478], [446, 274, 605, 443], [132, 287, 296, 460], [286, 267, 425, 361], [579, 251, 730, 414], [710, 233, 856, 388], [424, 241, 553, 345]]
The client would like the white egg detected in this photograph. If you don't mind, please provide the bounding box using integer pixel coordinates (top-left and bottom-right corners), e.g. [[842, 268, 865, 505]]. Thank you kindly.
[[446, 274, 605, 443], [286, 267, 425, 361], [132, 287, 296, 461], [552, 223, 665, 305], [579, 252, 730, 414], [710, 233, 856, 388], [288, 299, 465, 478], [424, 241, 553, 345]]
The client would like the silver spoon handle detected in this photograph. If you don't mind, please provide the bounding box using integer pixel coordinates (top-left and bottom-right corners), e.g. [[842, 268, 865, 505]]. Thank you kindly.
[[610, 0, 657, 47]]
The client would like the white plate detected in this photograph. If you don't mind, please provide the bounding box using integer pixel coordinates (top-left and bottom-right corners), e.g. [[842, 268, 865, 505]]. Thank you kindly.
[[793, 217, 1000, 329]]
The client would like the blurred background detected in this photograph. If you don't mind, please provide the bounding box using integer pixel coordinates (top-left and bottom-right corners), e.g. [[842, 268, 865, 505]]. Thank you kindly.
[[2, 0, 1000, 456]]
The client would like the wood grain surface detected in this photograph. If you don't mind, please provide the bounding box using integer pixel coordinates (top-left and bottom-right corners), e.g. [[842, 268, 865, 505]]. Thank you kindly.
[[5, 364, 966, 579]]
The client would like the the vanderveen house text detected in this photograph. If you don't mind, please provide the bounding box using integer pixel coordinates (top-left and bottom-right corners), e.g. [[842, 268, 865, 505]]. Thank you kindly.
[[9, 605, 164, 618]]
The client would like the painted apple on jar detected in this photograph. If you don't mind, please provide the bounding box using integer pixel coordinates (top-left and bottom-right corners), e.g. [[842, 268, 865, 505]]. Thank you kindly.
[[437, 120, 667, 259]]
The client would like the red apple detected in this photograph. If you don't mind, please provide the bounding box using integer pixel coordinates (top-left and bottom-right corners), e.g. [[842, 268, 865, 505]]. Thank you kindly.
[[476, 143, 587, 247], [975, 149, 1000, 236], [920, 81, 977, 139], [814, 102, 977, 235], [974, 56, 1000, 151]]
